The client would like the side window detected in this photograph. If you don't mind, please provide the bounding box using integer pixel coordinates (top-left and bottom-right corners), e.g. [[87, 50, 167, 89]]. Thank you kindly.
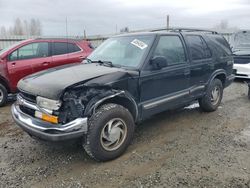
[[186, 35, 211, 60], [53, 42, 81, 55], [9, 50, 18, 61], [9, 42, 49, 61], [201, 38, 212, 58], [209, 35, 231, 56], [153, 35, 186, 65], [53, 42, 68, 55], [68, 43, 81, 53]]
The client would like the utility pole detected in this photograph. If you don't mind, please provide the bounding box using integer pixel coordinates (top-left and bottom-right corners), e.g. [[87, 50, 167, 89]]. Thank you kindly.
[[166, 15, 170, 30], [84, 29, 86, 39], [65, 17, 68, 38]]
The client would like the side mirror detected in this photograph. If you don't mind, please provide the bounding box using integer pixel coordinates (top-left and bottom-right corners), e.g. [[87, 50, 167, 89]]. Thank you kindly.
[[150, 56, 168, 69]]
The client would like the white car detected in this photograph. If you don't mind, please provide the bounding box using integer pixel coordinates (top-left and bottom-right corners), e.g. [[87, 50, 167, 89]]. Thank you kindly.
[[233, 51, 250, 79], [232, 31, 250, 79]]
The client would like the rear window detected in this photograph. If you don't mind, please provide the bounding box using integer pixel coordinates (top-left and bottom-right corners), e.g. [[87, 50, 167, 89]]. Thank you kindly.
[[52, 42, 81, 56], [186, 35, 212, 60], [208, 35, 232, 56]]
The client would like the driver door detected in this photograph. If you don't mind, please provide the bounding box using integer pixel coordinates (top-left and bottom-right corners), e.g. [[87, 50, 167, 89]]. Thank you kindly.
[[139, 35, 190, 119], [7, 42, 51, 90]]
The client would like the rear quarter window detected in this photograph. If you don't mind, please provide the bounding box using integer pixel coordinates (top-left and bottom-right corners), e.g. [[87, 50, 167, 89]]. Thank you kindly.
[[68, 43, 81, 53], [208, 35, 232, 56], [52, 42, 81, 56], [186, 35, 212, 61]]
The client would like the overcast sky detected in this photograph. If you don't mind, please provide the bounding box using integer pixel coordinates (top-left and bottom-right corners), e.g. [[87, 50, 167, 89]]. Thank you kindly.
[[0, 0, 250, 36]]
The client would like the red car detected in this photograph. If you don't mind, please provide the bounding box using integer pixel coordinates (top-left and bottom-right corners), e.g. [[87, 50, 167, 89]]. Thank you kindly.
[[0, 38, 93, 106]]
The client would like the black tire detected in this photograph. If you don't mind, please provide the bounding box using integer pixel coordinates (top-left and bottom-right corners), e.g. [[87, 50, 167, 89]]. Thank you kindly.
[[199, 79, 223, 112], [0, 83, 8, 107], [84, 103, 135, 161]]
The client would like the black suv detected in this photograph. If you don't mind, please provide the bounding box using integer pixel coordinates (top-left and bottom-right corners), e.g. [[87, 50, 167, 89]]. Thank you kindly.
[[12, 29, 234, 161]]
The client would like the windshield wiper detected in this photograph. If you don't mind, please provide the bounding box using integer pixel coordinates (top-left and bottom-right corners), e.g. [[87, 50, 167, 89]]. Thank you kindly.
[[85, 58, 120, 68], [97, 60, 114, 67], [84, 58, 94, 64]]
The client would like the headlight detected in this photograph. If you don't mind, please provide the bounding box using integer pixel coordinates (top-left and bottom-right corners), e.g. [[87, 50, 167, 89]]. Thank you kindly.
[[37, 96, 61, 111]]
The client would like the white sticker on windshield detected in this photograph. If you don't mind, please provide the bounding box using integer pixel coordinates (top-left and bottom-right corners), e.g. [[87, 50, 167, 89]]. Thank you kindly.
[[131, 39, 148, 50]]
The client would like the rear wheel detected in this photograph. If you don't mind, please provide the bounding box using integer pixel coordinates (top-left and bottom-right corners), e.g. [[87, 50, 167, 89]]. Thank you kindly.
[[199, 79, 223, 112], [0, 83, 8, 107], [84, 103, 135, 161]]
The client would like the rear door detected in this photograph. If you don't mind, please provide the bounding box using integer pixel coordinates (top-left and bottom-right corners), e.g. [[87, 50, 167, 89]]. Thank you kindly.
[[66, 42, 85, 62], [140, 34, 190, 118], [184, 35, 213, 97], [51, 42, 83, 67], [7, 42, 51, 89], [51, 42, 70, 67]]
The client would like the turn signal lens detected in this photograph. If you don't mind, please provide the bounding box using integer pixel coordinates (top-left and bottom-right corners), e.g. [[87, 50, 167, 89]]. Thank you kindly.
[[35, 111, 58, 124]]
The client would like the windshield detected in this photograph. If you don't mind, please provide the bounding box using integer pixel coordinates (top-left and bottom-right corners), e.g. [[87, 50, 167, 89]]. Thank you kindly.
[[0, 41, 24, 56], [233, 32, 250, 49], [87, 35, 154, 68]]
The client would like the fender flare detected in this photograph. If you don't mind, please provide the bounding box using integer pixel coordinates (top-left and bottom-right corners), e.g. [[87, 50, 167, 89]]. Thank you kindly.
[[207, 69, 227, 87], [84, 90, 139, 121]]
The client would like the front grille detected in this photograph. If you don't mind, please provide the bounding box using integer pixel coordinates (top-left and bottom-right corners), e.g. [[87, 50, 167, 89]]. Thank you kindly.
[[20, 105, 35, 117], [19, 91, 36, 103]]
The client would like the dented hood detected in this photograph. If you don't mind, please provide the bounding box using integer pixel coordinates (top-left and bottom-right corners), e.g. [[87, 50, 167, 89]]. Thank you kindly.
[[18, 63, 128, 100]]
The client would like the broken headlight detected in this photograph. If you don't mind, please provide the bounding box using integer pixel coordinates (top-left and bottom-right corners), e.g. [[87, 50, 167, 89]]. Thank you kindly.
[[36, 96, 61, 111]]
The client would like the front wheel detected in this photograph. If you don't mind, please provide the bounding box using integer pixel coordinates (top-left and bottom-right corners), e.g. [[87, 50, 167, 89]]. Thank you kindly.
[[199, 79, 223, 112], [84, 103, 135, 161], [0, 83, 8, 107]]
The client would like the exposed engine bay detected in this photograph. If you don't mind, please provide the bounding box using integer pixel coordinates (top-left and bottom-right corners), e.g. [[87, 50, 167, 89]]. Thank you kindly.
[[58, 87, 117, 124]]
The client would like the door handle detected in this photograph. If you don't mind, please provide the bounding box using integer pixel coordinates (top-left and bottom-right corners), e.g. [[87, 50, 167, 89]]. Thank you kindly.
[[42, 62, 50, 66], [11, 62, 16, 66], [79, 56, 85, 60]]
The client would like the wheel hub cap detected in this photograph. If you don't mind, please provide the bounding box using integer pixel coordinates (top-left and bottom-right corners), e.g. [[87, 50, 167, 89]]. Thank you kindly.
[[0, 90, 3, 102], [211, 86, 220, 104], [100, 118, 127, 151]]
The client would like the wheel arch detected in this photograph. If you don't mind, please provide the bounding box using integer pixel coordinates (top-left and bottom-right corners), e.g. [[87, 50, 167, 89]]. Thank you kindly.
[[0, 76, 10, 92], [208, 69, 227, 88], [84, 91, 138, 122]]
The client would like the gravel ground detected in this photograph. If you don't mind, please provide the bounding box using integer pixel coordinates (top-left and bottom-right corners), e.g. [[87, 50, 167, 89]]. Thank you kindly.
[[1, 81, 250, 188]]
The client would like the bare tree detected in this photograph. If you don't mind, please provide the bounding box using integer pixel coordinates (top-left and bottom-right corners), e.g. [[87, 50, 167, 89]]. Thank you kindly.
[[2, 18, 42, 36], [30, 19, 42, 35], [35, 19, 42, 35], [0, 26, 7, 35], [8, 27, 14, 35], [23, 20, 30, 35], [213, 20, 238, 32], [120, 27, 129, 33], [13, 18, 24, 35]]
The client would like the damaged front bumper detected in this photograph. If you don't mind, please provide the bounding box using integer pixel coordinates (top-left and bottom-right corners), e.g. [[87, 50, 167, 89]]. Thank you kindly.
[[11, 103, 88, 141]]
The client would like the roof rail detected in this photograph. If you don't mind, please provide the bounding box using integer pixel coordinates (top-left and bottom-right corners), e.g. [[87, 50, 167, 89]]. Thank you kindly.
[[151, 27, 218, 34], [35, 37, 85, 41]]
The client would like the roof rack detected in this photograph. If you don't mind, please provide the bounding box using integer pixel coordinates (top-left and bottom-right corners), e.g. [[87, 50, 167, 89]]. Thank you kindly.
[[151, 27, 218, 34]]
